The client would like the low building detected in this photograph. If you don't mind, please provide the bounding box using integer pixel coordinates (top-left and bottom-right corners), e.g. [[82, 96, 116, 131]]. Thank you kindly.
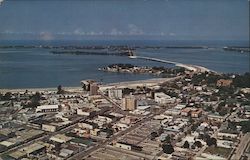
[[208, 113, 225, 122], [113, 123, 129, 131], [42, 120, 71, 132], [59, 148, 74, 158], [78, 122, 94, 130], [76, 108, 96, 116], [217, 140, 234, 148], [115, 142, 132, 150], [241, 88, 250, 94], [191, 109, 203, 118], [8, 142, 46, 160], [90, 128, 100, 136], [36, 105, 59, 113], [217, 79, 232, 87], [165, 109, 180, 116], [154, 92, 175, 104], [181, 108, 191, 116], [50, 134, 72, 144], [217, 130, 238, 139], [115, 142, 142, 151], [42, 124, 57, 132]]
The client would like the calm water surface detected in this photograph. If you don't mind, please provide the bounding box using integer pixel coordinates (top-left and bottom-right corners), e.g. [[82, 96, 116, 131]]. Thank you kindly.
[[0, 40, 249, 88]]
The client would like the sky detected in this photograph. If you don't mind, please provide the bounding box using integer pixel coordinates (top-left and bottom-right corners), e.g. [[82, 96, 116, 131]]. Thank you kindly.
[[0, 0, 249, 41]]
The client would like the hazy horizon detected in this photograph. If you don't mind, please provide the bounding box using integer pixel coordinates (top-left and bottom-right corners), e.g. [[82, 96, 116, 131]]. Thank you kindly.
[[0, 0, 249, 41]]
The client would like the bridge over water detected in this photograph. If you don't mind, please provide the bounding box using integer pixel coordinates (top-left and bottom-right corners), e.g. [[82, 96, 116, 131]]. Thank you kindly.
[[129, 55, 211, 72]]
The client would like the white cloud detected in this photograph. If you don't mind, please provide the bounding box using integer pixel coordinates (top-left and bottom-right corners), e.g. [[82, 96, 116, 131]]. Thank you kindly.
[[169, 32, 176, 36], [0, 30, 36, 35], [73, 29, 85, 35], [39, 32, 54, 40], [128, 24, 144, 35], [1, 30, 14, 34], [72, 29, 105, 36], [57, 32, 71, 35], [110, 28, 123, 36]]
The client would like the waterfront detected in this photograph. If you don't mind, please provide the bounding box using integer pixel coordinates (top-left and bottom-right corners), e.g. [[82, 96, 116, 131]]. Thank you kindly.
[[0, 40, 249, 88]]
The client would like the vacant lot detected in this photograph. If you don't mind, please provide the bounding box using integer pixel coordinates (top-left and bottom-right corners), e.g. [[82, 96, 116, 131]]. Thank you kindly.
[[204, 146, 232, 158]]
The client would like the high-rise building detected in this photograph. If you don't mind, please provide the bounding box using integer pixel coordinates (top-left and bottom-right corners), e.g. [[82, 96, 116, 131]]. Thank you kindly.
[[81, 80, 95, 91], [108, 88, 123, 99], [122, 96, 137, 111], [90, 83, 99, 96]]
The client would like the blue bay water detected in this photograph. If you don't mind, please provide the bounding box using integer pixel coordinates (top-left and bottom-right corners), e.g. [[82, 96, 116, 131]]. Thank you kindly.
[[0, 40, 249, 88]]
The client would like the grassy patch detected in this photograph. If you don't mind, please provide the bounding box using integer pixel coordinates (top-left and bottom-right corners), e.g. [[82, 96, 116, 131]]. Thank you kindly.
[[204, 146, 232, 158]]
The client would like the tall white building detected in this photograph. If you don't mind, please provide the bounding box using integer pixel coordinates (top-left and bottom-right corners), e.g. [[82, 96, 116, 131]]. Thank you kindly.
[[108, 88, 123, 99]]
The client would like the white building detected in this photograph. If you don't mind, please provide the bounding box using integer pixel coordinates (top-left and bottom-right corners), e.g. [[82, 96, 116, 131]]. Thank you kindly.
[[108, 88, 123, 99], [36, 105, 59, 113], [78, 123, 93, 130], [93, 115, 112, 128], [217, 131, 238, 139], [165, 109, 180, 116], [115, 142, 132, 150], [154, 92, 175, 104], [113, 123, 129, 131]]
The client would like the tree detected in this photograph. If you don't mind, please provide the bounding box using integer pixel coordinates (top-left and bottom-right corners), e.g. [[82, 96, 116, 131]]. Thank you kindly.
[[57, 85, 64, 94], [232, 73, 250, 88], [191, 144, 196, 149], [240, 120, 250, 133], [162, 143, 174, 154], [122, 88, 135, 95], [3, 92, 12, 100], [183, 141, 190, 149], [24, 92, 41, 108], [206, 137, 217, 146], [191, 123, 199, 132], [206, 105, 213, 112], [203, 134, 210, 141], [219, 108, 228, 116], [194, 141, 202, 148], [33, 92, 41, 100], [150, 132, 158, 140], [162, 135, 171, 143], [0, 93, 3, 101]]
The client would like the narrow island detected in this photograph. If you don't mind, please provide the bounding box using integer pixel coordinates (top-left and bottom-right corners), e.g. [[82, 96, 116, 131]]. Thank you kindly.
[[99, 63, 187, 77]]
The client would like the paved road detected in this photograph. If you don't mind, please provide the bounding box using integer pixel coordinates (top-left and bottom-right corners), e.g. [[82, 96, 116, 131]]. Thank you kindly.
[[231, 133, 250, 160]]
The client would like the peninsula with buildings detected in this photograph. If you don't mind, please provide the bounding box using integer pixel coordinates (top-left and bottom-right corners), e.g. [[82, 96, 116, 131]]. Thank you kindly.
[[99, 64, 186, 77]]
